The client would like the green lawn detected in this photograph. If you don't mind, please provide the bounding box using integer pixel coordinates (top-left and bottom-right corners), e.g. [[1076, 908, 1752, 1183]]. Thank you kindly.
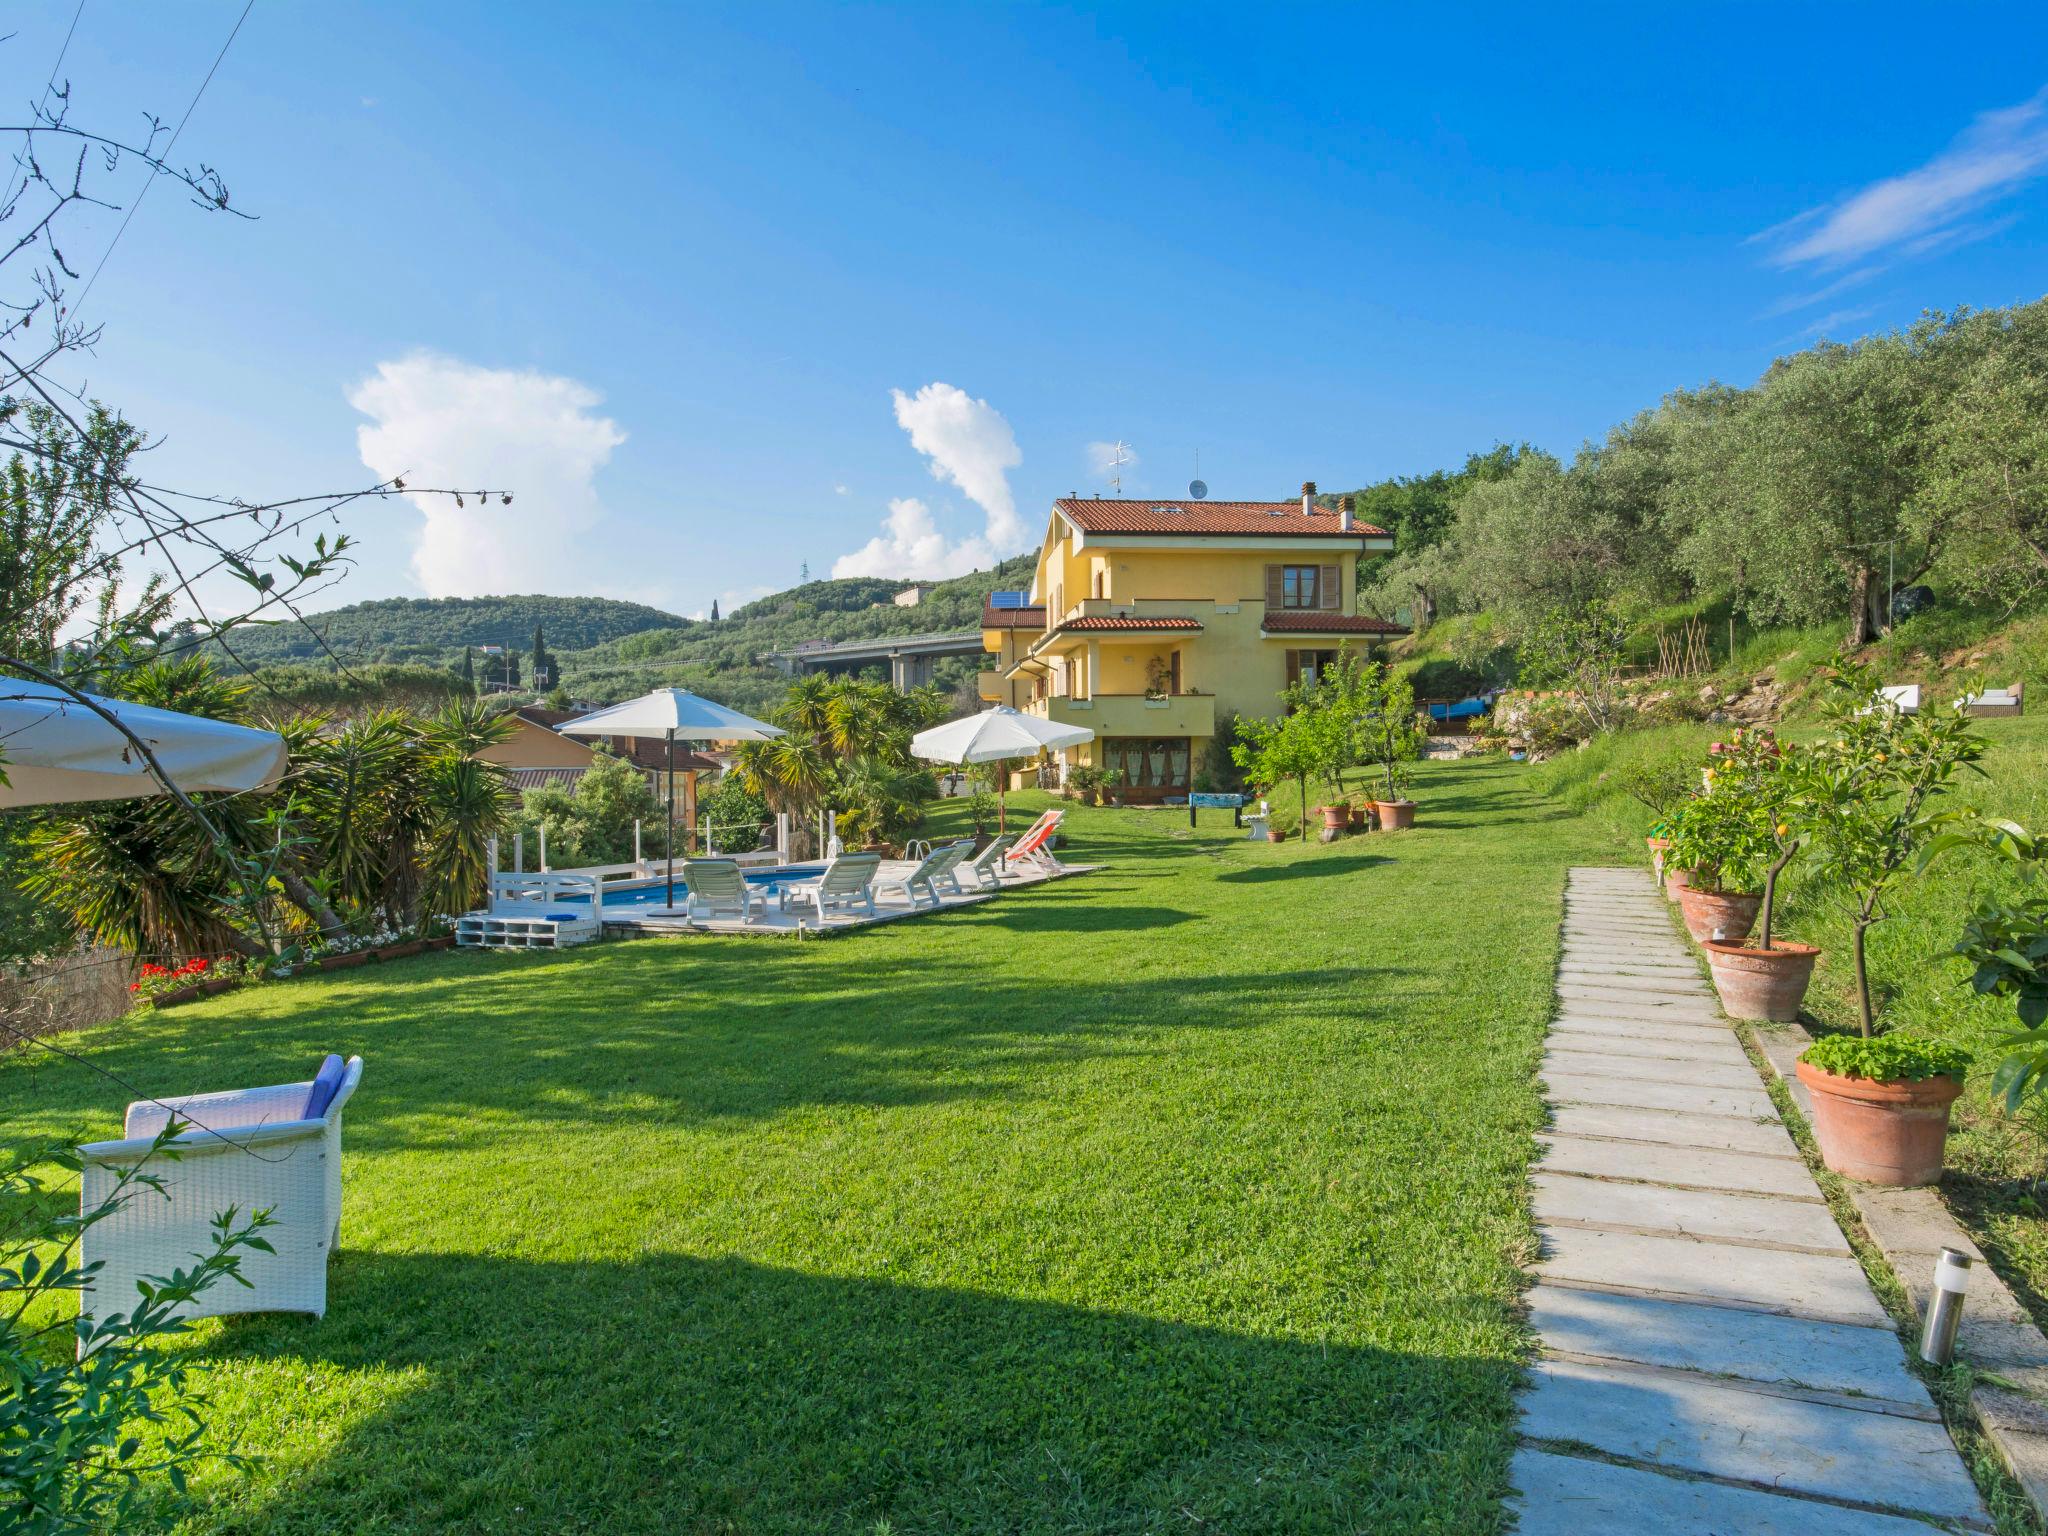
[[6, 760, 1613, 1534]]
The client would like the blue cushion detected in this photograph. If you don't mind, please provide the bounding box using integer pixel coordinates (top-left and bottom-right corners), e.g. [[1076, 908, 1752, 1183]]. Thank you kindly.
[[304, 1054, 347, 1120]]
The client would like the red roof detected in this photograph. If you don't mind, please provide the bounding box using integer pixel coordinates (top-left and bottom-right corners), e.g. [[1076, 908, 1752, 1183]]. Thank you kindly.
[[1055, 497, 1389, 538], [1054, 616, 1204, 633], [1260, 613, 1410, 636], [982, 604, 1047, 629], [514, 707, 718, 773]]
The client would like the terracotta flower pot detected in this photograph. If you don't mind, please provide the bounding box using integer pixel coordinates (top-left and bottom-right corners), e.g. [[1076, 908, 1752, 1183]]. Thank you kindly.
[[199, 976, 239, 996], [1375, 800, 1417, 830], [425, 935, 457, 952], [1348, 806, 1370, 830], [1701, 939, 1820, 1021], [1663, 865, 1694, 903], [319, 950, 371, 971], [1795, 1059, 1963, 1187], [1677, 886, 1761, 945], [148, 983, 207, 1009], [1320, 804, 1350, 830], [380, 939, 428, 960]]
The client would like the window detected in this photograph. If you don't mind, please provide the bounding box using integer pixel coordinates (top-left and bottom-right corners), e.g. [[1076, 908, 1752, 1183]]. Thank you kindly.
[[1285, 649, 1339, 690], [1101, 737, 1191, 795], [1265, 563, 1341, 611]]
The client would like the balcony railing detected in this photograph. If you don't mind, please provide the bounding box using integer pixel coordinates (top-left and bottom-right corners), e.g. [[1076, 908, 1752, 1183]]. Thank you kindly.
[[1035, 691, 1216, 738]]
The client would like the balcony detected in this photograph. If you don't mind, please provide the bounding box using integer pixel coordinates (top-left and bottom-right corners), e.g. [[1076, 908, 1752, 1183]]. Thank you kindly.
[[1035, 692, 1215, 739]]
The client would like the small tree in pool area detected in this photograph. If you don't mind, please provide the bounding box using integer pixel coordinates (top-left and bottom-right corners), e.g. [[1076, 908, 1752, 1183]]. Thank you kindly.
[[1351, 661, 1424, 804], [1799, 660, 1987, 1036]]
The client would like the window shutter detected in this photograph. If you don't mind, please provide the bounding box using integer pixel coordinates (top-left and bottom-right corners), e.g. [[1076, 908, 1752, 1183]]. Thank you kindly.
[[1319, 564, 1340, 610], [1265, 565, 1285, 609], [1284, 650, 1301, 688]]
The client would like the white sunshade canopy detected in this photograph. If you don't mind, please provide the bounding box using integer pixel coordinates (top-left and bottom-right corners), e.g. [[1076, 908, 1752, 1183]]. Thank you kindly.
[[0, 677, 289, 809], [554, 688, 785, 742], [911, 705, 1093, 765]]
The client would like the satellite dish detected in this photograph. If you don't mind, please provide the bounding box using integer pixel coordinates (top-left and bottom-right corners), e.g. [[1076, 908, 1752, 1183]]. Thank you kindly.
[[1188, 479, 1208, 500]]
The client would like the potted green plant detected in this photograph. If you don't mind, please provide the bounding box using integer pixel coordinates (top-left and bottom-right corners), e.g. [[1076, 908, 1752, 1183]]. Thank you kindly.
[[1101, 766, 1128, 806], [1794, 1034, 1971, 1186], [1694, 731, 1821, 1021], [1353, 661, 1422, 830], [1664, 735, 1774, 945], [1066, 764, 1100, 805], [1616, 748, 1696, 884], [1789, 662, 1987, 1184]]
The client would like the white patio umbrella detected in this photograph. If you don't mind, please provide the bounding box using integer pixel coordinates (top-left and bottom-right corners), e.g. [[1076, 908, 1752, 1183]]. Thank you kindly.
[[0, 677, 288, 809], [556, 687, 784, 908], [910, 705, 1093, 833]]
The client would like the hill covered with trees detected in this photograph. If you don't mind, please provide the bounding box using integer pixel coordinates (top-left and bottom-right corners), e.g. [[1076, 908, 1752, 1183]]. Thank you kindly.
[[226, 555, 1038, 714]]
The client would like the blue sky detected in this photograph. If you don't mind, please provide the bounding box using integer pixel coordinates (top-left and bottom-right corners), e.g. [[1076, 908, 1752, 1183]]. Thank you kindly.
[[14, 2, 2048, 620]]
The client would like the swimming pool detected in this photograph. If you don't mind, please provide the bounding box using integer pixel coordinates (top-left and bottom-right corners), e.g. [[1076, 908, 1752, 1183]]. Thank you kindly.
[[546, 863, 829, 910]]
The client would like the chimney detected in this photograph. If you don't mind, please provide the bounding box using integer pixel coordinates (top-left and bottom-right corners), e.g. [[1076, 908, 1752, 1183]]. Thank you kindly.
[[1301, 480, 1317, 516], [1339, 494, 1356, 532]]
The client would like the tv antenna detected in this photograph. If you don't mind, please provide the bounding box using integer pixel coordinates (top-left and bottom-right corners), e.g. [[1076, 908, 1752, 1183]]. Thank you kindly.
[[1189, 448, 1207, 500], [1106, 440, 1132, 495]]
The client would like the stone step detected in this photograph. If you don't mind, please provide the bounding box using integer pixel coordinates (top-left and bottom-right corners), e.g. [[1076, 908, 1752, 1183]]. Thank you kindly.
[[1537, 1227, 1889, 1327], [1533, 1171, 1848, 1253], [1545, 1028, 1749, 1065], [1542, 1047, 1760, 1090], [1526, 1285, 1927, 1408], [1537, 1133, 1817, 1198], [1558, 985, 1723, 1022], [1520, 1357, 1987, 1526], [1508, 1448, 1961, 1535], [1549, 1011, 1733, 1044], [1547, 1101, 1798, 1159], [1542, 1071, 1776, 1120], [1557, 968, 1713, 997]]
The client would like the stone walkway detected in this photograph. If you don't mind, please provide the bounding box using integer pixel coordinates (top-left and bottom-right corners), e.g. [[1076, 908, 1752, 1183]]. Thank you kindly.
[[1511, 866, 1991, 1533]]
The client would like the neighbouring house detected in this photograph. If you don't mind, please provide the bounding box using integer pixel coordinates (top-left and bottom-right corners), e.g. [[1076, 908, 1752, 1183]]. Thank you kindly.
[[893, 583, 935, 607], [980, 482, 1405, 800], [480, 706, 719, 843]]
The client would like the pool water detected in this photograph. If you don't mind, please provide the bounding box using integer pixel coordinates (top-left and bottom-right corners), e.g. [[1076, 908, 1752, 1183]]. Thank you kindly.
[[547, 863, 828, 910]]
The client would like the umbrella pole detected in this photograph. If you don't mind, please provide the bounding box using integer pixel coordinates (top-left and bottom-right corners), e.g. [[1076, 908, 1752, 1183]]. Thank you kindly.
[[666, 729, 676, 909], [998, 764, 1006, 835]]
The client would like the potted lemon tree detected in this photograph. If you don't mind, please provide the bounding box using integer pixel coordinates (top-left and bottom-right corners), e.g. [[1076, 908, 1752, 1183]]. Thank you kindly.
[[1691, 730, 1821, 1021], [1791, 663, 1986, 1186]]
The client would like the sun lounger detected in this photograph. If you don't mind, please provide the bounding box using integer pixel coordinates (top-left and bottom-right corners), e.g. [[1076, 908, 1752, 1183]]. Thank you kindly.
[[779, 852, 881, 922], [1860, 683, 1921, 716], [881, 840, 973, 908], [961, 835, 1015, 891], [1004, 809, 1068, 874], [682, 859, 767, 923]]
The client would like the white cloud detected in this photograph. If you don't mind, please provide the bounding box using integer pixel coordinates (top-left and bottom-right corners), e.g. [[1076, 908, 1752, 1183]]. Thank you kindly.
[[1765, 87, 2048, 268], [349, 352, 626, 598], [1800, 304, 1880, 339], [889, 382, 1023, 549], [832, 381, 1027, 580], [833, 497, 996, 580], [833, 483, 850, 495], [1760, 264, 1881, 318], [1085, 440, 1138, 480]]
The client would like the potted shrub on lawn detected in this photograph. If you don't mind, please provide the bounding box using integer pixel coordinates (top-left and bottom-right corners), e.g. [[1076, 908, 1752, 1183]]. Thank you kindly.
[[1664, 741, 1773, 946], [1788, 662, 1988, 1183], [1795, 1033, 1971, 1186], [1354, 661, 1424, 830], [1102, 766, 1128, 806], [1693, 731, 1822, 1021], [1616, 747, 1697, 886]]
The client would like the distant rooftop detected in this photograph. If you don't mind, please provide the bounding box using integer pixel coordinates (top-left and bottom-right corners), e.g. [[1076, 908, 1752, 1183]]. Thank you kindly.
[[1054, 497, 1389, 539]]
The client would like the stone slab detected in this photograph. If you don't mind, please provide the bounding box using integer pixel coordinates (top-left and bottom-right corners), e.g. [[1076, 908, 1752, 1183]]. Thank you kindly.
[[1528, 1284, 1928, 1405], [1543, 1071, 1776, 1120], [1537, 1227, 1888, 1326], [1975, 1386, 2048, 1521], [1546, 1028, 1749, 1065], [1533, 1171, 1848, 1252], [1520, 1357, 1987, 1524], [1559, 951, 1700, 974], [1542, 1047, 1760, 1090], [1546, 1102, 1799, 1158], [1550, 1011, 1733, 1044], [1557, 967, 1715, 997], [1558, 986, 1724, 1022], [1537, 1132, 1818, 1198], [1508, 1447, 1958, 1536]]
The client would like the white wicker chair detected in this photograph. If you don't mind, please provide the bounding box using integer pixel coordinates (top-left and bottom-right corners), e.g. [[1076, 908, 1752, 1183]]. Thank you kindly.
[[77, 1056, 363, 1331]]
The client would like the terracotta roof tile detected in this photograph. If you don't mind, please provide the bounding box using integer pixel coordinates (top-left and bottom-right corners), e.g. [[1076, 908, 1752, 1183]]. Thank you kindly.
[[1055, 497, 1389, 538], [1260, 613, 1411, 636], [1055, 616, 1204, 632]]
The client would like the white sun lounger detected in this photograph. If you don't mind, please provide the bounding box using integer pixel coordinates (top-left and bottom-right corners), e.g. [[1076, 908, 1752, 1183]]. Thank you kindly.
[[682, 859, 768, 923], [961, 835, 1015, 891], [881, 840, 973, 908], [779, 852, 881, 922]]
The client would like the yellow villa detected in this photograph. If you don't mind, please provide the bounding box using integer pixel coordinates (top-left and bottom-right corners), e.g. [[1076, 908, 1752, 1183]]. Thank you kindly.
[[980, 482, 1406, 801]]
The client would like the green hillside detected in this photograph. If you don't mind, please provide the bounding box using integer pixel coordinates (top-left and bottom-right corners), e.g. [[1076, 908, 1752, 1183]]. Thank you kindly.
[[228, 555, 1037, 712], [207, 594, 690, 666]]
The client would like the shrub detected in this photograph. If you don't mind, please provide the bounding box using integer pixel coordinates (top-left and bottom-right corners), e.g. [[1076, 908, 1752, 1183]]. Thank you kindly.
[[1799, 1033, 1971, 1083]]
